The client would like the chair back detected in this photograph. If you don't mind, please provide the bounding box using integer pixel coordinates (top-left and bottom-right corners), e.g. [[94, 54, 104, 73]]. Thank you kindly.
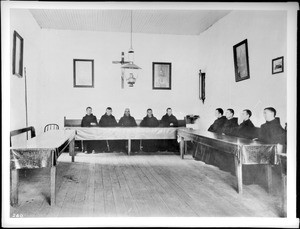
[[10, 126, 36, 147], [44, 124, 59, 132]]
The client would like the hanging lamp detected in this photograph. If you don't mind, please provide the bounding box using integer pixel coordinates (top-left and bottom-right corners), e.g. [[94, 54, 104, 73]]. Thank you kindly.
[[121, 10, 141, 87]]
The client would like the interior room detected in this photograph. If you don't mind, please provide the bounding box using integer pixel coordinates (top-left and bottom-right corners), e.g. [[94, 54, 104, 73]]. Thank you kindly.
[[3, 2, 298, 228]]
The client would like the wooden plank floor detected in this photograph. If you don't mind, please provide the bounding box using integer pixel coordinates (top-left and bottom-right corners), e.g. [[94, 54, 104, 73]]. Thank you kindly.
[[10, 151, 284, 217]]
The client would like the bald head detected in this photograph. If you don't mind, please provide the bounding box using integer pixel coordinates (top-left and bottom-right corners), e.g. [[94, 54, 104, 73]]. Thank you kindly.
[[124, 108, 131, 116]]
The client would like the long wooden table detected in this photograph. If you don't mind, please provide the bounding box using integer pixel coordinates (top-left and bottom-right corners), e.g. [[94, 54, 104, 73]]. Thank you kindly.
[[177, 128, 278, 194], [10, 130, 76, 206], [65, 127, 178, 155]]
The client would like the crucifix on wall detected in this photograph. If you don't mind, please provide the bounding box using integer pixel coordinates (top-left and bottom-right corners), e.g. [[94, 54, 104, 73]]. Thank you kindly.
[[112, 52, 130, 89]]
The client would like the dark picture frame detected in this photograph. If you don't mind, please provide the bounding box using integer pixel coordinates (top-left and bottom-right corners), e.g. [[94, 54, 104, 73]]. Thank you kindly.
[[12, 31, 24, 78], [199, 70, 206, 103], [272, 56, 284, 74], [73, 59, 94, 88], [152, 62, 172, 90], [233, 39, 250, 82]]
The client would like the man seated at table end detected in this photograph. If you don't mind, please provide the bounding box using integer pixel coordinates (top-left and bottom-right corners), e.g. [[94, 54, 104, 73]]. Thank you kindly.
[[258, 107, 287, 145], [159, 108, 179, 153], [81, 106, 98, 154]]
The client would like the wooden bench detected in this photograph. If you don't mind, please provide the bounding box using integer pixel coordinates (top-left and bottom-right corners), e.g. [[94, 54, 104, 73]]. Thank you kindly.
[[64, 116, 186, 127], [64, 116, 186, 153]]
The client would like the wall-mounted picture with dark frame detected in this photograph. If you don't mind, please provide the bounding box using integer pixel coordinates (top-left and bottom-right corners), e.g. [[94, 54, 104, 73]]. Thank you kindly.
[[12, 30, 24, 78], [272, 56, 284, 74], [233, 39, 250, 82], [152, 62, 171, 90], [73, 59, 94, 88]]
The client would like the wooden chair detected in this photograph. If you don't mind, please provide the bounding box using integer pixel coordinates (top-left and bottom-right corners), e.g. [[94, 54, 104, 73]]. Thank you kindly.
[[10, 126, 36, 147], [44, 124, 59, 132]]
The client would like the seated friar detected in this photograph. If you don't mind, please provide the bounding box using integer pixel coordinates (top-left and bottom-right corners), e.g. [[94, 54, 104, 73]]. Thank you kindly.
[[118, 108, 137, 127], [234, 109, 258, 139], [208, 108, 227, 133], [159, 108, 178, 127], [258, 107, 287, 145], [221, 108, 238, 136]]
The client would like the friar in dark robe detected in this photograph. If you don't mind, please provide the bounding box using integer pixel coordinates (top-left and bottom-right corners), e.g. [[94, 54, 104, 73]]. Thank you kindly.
[[245, 107, 287, 185], [258, 107, 287, 145], [81, 107, 98, 154], [159, 108, 179, 153], [98, 107, 119, 152], [118, 108, 139, 152], [222, 109, 239, 136], [119, 108, 137, 127], [234, 109, 258, 139], [160, 108, 178, 127], [208, 108, 227, 133], [198, 108, 236, 175], [140, 108, 159, 152]]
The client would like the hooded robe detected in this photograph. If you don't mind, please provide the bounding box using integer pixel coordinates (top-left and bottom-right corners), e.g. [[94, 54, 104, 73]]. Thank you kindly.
[[118, 115, 139, 152], [222, 117, 239, 136], [99, 113, 118, 151], [259, 117, 286, 145], [234, 119, 258, 139], [140, 115, 159, 152], [208, 116, 227, 133], [159, 114, 179, 153], [81, 113, 98, 153]]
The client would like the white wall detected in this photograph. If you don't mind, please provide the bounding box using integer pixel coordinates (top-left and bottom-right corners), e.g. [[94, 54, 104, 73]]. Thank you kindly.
[[9, 10, 288, 135], [197, 11, 287, 130], [10, 9, 41, 140], [37, 29, 201, 134]]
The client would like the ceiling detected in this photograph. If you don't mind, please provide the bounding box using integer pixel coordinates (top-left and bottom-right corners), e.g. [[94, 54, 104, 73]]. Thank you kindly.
[[29, 9, 231, 36]]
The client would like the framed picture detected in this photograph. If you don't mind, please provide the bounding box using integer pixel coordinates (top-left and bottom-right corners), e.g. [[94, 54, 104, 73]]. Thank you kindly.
[[272, 56, 284, 74], [73, 59, 94, 88], [152, 62, 171, 90], [233, 39, 250, 82], [12, 31, 24, 78]]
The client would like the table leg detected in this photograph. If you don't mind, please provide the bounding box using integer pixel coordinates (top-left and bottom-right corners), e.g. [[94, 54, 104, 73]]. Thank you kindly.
[[69, 139, 75, 162], [50, 166, 56, 205], [266, 164, 273, 193], [281, 174, 287, 217], [11, 169, 19, 206], [234, 156, 243, 194], [128, 139, 131, 156], [81, 140, 84, 152], [180, 137, 185, 159]]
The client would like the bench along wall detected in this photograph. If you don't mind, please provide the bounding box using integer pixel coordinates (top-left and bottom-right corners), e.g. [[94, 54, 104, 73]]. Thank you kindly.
[[196, 11, 287, 130]]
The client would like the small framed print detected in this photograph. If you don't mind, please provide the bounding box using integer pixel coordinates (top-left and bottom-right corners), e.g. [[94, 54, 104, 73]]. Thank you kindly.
[[152, 62, 171, 90], [12, 31, 24, 78], [272, 56, 284, 74], [73, 59, 94, 88], [233, 39, 250, 82]]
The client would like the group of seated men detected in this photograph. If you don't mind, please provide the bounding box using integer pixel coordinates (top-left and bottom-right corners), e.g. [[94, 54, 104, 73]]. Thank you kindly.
[[208, 107, 287, 145], [81, 106, 179, 154]]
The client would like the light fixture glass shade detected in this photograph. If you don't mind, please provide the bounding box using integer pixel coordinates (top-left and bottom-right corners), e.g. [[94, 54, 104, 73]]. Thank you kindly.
[[121, 62, 140, 87], [121, 62, 141, 70]]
